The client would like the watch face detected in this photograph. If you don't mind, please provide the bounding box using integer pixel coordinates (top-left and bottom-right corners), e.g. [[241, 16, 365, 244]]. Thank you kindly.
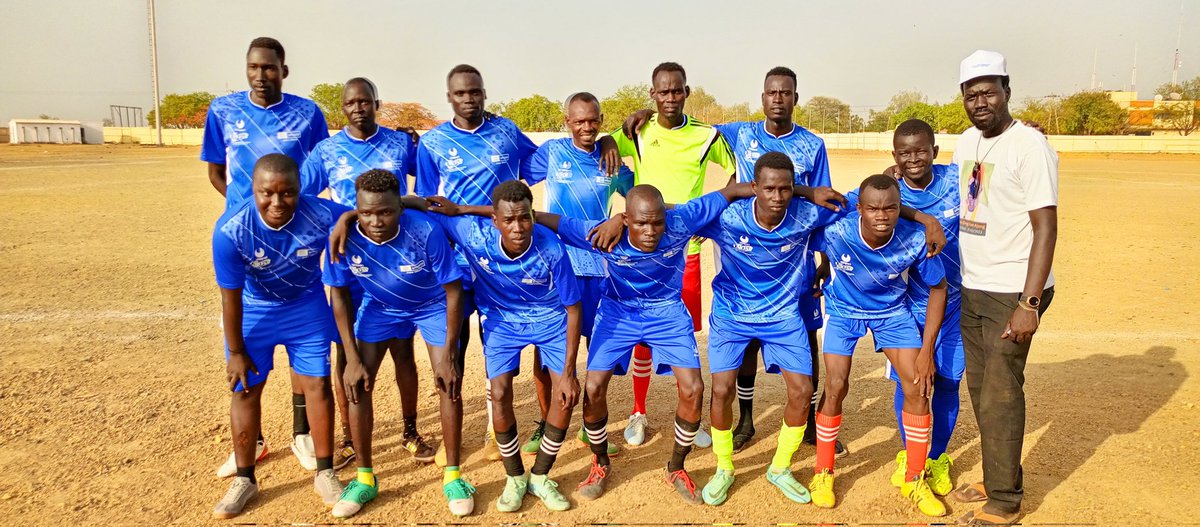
[[1027, 296, 1040, 307]]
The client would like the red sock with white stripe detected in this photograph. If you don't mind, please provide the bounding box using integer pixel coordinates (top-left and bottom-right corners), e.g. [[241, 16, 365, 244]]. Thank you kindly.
[[814, 412, 842, 473], [902, 411, 931, 480], [631, 344, 652, 415]]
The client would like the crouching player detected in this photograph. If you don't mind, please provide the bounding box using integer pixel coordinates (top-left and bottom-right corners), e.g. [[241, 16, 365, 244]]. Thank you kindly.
[[885, 120, 963, 498], [528, 183, 752, 505], [810, 174, 949, 517], [427, 181, 584, 513], [211, 154, 346, 519], [323, 170, 474, 518], [695, 152, 845, 506]]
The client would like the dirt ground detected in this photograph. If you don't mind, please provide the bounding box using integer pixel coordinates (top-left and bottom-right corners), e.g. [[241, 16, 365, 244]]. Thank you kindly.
[[0, 144, 1197, 525]]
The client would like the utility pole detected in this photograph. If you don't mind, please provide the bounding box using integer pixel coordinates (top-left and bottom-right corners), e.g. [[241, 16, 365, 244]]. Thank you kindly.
[[1172, 0, 1184, 86], [147, 0, 163, 146], [1132, 42, 1139, 96], [1091, 49, 1098, 90]]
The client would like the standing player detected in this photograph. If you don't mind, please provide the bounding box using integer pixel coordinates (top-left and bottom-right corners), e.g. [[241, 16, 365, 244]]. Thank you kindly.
[[323, 170, 474, 518], [210, 154, 345, 519], [300, 77, 437, 465], [693, 152, 844, 506], [203, 37, 330, 476], [611, 62, 737, 448], [529, 183, 752, 504], [882, 120, 964, 499], [425, 181, 584, 513], [951, 50, 1058, 526], [808, 175, 948, 517], [516, 92, 630, 459]]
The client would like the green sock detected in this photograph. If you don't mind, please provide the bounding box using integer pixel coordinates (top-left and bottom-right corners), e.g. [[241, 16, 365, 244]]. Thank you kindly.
[[357, 467, 375, 486], [712, 427, 735, 471], [771, 420, 806, 470]]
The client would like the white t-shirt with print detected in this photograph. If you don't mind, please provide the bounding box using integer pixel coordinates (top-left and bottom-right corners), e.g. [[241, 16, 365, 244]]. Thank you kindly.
[[952, 120, 1058, 293]]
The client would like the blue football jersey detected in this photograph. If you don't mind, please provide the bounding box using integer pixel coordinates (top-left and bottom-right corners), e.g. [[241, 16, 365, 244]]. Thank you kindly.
[[414, 117, 538, 206], [322, 210, 463, 310], [557, 192, 729, 308], [213, 196, 349, 303], [523, 137, 634, 277], [201, 92, 329, 209], [697, 198, 838, 323], [816, 213, 945, 319], [897, 164, 962, 316], [715, 121, 831, 187], [431, 215, 580, 323], [300, 127, 417, 206]]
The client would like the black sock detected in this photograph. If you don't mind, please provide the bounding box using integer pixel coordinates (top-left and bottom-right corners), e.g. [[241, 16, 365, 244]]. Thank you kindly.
[[292, 393, 310, 436], [257, 431, 264, 442], [531, 422, 566, 475], [236, 465, 256, 484], [804, 330, 820, 443], [735, 375, 756, 430], [403, 415, 418, 438], [495, 424, 524, 477], [456, 319, 471, 374], [668, 415, 699, 472], [584, 417, 610, 467], [316, 456, 333, 471]]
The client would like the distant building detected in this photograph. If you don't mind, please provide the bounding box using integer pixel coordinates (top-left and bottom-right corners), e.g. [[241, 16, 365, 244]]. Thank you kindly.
[[1107, 91, 1199, 135]]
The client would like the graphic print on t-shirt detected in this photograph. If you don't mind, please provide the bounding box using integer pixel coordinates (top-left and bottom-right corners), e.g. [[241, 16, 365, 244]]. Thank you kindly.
[[960, 160, 993, 236]]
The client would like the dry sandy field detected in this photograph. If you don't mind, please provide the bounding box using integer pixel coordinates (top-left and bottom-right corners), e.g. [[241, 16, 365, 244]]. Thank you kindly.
[[0, 144, 1197, 525]]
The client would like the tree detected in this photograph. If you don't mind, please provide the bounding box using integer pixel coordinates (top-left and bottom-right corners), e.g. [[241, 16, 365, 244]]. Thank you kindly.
[[600, 84, 653, 129], [934, 97, 972, 134], [310, 83, 347, 129], [892, 102, 940, 130], [1155, 76, 1200, 100], [146, 91, 215, 128], [1058, 91, 1127, 135], [377, 102, 439, 130], [802, 96, 863, 133], [37, 113, 60, 120], [489, 94, 563, 132], [1157, 100, 1199, 136], [1015, 97, 1064, 135], [866, 90, 928, 132], [686, 87, 723, 124]]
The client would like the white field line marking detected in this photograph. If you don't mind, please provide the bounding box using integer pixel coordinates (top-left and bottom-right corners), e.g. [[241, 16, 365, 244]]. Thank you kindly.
[[0, 159, 180, 171], [0, 175, 182, 194], [0, 310, 211, 322]]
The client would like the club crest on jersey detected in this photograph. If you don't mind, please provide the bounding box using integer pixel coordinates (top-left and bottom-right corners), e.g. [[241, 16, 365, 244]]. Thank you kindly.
[[614, 255, 634, 267], [734, 235, 753, 253], [743, 139, 761, 163], [476, 256, 494, 274], [552, 160, 574, 183], [250, 248, 271, 269], [336, 156, 353, 175], [833, 253, 854, 274], [231, 119, 250, 144], [398, 259, 426, 274], [349, 255, 371, 277], [444, 148, 464, 172]]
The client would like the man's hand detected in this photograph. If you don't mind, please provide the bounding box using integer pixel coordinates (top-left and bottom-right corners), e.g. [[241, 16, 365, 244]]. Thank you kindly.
[[812, 255, 830, 297], [587, 213, 626, 251], [597, 135, 622, 176], [1025, 121, 1048, 135], [917, 214, 947, 258], [328, 210, 358, 263], [556, 372, 581, 410], [226, 351, 257, 394], [883, 165, 901, 179], [622, 109, 654, 139], [425, 196, 462, 216], [1003, 307, 1039, 343], [812, 186, 848, 212], [914, 348, 936, 398], [432, 355, 461, 401], [394, 125, 420, 144], [343, 360, 371, 405]]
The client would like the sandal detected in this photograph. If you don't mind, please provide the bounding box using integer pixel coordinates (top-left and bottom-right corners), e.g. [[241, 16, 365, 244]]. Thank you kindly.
[[951, 482, 988, 503], [958, 508, 1020, 525]]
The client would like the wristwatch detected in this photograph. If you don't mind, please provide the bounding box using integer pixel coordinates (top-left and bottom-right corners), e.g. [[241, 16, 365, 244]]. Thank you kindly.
[[1018, 294, 1040, 311]]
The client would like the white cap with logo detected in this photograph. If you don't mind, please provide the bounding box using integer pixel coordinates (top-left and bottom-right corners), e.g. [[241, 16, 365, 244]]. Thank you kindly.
[[959, 50, 1008, 85]]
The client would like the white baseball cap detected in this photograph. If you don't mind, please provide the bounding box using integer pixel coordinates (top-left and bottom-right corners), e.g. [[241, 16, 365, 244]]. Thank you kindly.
[[959, 50, 1008, 85]]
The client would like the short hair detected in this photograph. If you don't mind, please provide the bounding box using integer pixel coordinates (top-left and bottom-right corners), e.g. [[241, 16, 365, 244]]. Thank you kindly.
[[626, 184, 665, 206], [447, 64, 482, 84], [651, 62, 686, 84], [247, 37, 285, 64], [859, 173, 901, 196], [344, 77, 379, 100], [564, 91, 601, 113], [492, 180, 533, 207], [355, 169, 400, 195], [253, 153, 298, 182], [894, 118, 935, 143], [753, 152, 795, 181], [764, 66, 797, 87]]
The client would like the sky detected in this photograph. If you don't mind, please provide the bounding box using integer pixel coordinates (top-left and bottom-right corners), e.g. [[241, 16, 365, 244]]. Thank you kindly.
[[2, 0, 1198, 124]]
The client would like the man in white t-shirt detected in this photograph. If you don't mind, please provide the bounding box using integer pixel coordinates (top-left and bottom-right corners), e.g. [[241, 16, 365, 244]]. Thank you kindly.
[[949, 50, 1058, 526]]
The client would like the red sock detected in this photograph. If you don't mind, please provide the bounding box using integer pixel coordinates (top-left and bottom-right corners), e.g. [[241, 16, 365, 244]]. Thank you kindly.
[[902, 411, 931, 480], [631, 344, 652, 415], [814, 412, 842, 473]]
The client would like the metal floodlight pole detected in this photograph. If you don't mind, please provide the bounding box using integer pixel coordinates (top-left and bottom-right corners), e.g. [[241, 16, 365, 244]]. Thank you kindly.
[[148, 0, 163, 145]]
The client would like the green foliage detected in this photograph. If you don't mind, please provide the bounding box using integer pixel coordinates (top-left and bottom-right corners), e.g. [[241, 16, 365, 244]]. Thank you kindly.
[[802, 96, 864, 133], [1057, 92, 1127, 135], [866, 90, 928, 132], [146, 91, 216, 128], [599, 84, 653, 131], [1014, 97, 1062, 135], [1156, 100, 1199, 136], [934, 97, 972, 134], [490, 94, 564, 132], [1155, 76, 1200, 100], [310, 83, 347, 129]]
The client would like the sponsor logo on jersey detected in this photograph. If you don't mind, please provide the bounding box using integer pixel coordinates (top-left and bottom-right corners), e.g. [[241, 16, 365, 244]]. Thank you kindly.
[[490, 153, 509, 164], [398, 260, 426, 274], [551, 159, 573, 183], [742, 138, 761, 163], [663, 247, 682, 259], [336, 156, 353, 176], [734, 235, 753, 253], [444, 147, 464, 172], [614, 255, 634, 267], [520, 274, 547, 286], [832, 253, 854, 274], [476, 256, 493, 273], [276, 130, 301, 141], [250, 248, 271, 269], [231, 119, 250, 145], [349, 254, 371, 277]]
